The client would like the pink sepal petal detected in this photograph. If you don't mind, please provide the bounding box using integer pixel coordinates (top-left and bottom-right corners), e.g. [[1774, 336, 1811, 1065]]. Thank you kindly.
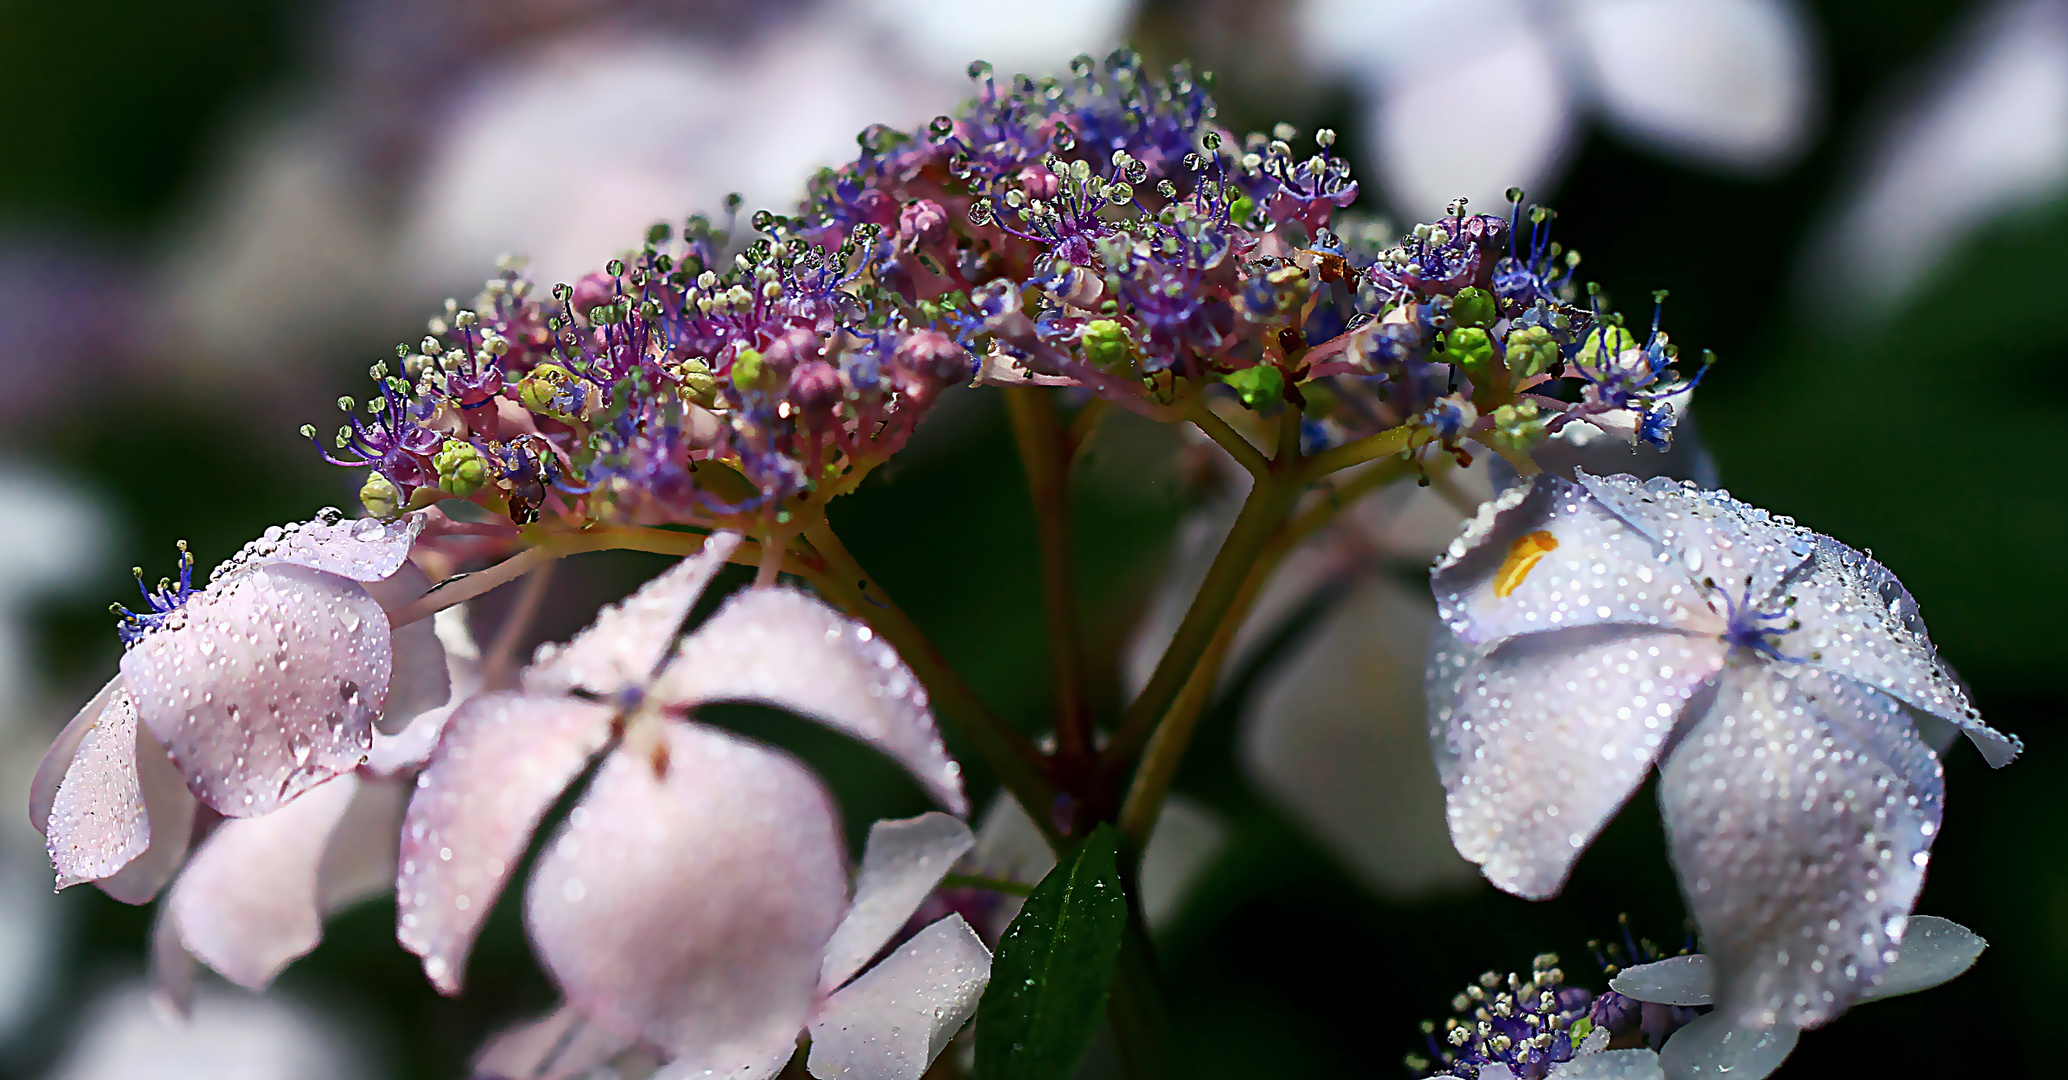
[[806, 915, 992, 1080], [120, 563, 391, 817], [149, 897, 198, 1021], [32, 675, 120, 834], [523, 534, 742, 698], [47, 683, 148, 888], [367, 607, 483, 776], [472, 1004, 641, 1080], [233, 510, 427, 583], [167, 773, 362, 989], [396, 691, 616, 993], [653, 589, 966, 814], [821, 812, 974, 993], [367, 564, 447, 736], [94, 723, 199, 905], [525, 722, 846, 1070]]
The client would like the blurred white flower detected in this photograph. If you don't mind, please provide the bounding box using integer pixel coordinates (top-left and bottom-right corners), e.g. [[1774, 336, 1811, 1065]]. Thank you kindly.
[[43, 986, 376, 1080], [832, 0, 1136, 81], [1296, 0, 1819, 220], [1803, 0, 2068, 311]]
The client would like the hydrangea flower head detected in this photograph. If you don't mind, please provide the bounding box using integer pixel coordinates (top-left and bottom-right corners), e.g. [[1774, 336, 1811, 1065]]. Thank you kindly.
[[1428, 470, 2017, 1031]]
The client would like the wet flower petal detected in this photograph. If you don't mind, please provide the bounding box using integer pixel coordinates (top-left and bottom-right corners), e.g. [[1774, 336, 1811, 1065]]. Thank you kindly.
[[1572, 0, 1817, 172], [119, 562, 392, 816], [1443, 629, 1726, 898], [821, 812, 974, 992], [91, 722, 196, 905], [472, 1004, 639, 1080], [524, 534, 741, 699], [1780, 536, 2018, 765], [1659, 666, 1940, 1028], [233, 511, 426, 583], [1612, 955, 1715, 1006], [1247, 576, 1477, 899], [805, 914, 992, 1080], [1571, 472, 1814, 607], [525, 723, 846, 1070], [396, 691, 616, 993], [167, 773, 362, 988], [1655, 1010, 1797, 1080], [31, 675, 121, 834], [1433, 478, 1719, 648], [1552, 1048, 1667, 1079], [1858, 915, 1986, 1002], [654, 588, 965, 814], [46, 683, 149, 888]]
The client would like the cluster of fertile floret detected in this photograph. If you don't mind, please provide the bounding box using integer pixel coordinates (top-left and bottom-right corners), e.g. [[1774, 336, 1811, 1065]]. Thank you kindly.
[[309, 49, 1701, 529]]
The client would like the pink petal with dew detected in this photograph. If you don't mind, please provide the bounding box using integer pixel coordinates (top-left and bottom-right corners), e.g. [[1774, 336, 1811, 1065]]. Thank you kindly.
[[365, 563, 448, 735], [167, 773, 361, 989], [472, 1004, 641, 1080], [396, 691, 615, 993], [120, 562, 392, 817], [46, 683, 148, 888], [231, 510, 426, 583], [93, 723, 198, 905], [526, 722, 846, 1072], [523, 534, 741, 698], [654, 588, 965, 814], [821, 812, 974, 992], [32, 675, 120, 834], [806, 915, 992, 1080]]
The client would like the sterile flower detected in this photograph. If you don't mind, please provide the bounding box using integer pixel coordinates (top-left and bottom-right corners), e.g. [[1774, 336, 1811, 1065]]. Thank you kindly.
[[32, 509, 449, 905], [1296, 0, 1819, 219], [1428, 470, 2017, 1030], [397, 531, 971, 1079]]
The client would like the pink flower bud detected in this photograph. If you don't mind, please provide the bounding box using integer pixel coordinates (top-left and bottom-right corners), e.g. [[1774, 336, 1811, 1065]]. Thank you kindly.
[[895, 330, 969, 383], [788, 362, 841, 411], [899, 199, 949, 249]]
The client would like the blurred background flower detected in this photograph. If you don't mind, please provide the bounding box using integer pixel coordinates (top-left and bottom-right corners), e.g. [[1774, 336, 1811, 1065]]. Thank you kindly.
[[4, 0, 2067, 1076]]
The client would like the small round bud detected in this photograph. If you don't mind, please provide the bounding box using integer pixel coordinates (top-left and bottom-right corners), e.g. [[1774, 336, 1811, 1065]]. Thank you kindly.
[[1224, 365, 1284, 411], [432, 439, 489, 498], [360, 471, 401, 519]]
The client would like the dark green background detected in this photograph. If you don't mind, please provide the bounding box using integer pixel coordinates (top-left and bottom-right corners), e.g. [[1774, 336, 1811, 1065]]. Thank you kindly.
[[3, 0, 2056, 1075]]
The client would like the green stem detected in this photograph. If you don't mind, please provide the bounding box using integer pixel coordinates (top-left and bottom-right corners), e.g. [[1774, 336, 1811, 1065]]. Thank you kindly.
[[1102, 470, 1298, 771], [1298, 421, 1413, 481], [1004, 387, 1094, 766], [1184, 398, 1269, 477], [797, 517, 1062, 845]]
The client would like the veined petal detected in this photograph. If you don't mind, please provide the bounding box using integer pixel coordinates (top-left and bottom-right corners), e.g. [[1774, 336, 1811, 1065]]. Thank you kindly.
[[1859, 914, 1986, 1002], [1247, 575, 1476, 900], [523, 534, 741, 698], [1572, 0, 1818, 172], [93, 723, 197, 906], [1571, 472, 1815, 609], [396, 691, 616, 993], [1444, 628, 1727, 899], [167, 773, 362, 989], [1434, 476, 1721, 648], [1611, 955, 1714, 1006], [821, 812, 975, 993], [472, 1004, 640, 1080], [32, 675, 121, 834], [806, 915, 991, 1080], [1660, 665, 1940, 1028], [526, 723, 846, 1071], [119, 562, 391, 817], [229, 510, 426, 583], [653, 588, 965, 814], [1781, 537, 2018, 765], [46, 683, 149, 889], [1655, 1010, 1798, 1080]]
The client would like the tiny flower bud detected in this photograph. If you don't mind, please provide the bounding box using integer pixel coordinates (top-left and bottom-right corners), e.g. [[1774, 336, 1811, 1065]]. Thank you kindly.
[[360, 471, 401, 519], [433, 439, 489, 497], [1081, 319, 1135, 371], [1224, 365, 1284, 411]]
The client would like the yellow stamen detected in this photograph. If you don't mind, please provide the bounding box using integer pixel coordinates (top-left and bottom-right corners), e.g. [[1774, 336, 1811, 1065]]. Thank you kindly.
[[1494, 530, 1560, 597]]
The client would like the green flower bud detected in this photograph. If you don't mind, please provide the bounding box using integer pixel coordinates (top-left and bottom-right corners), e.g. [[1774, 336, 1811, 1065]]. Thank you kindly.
[[675, 358, 719, 406], [1225, 365, 1285, 410], [359, 471, 401, 519], [517, 363, 582, 421], [433, 439, 489, 498], [1576, 325, 1637, 367], [729, 348, 781, 394], [1081, 319, 1135, 371], [1504, 325, 1560, 378], [1489, 401, 1549, 453], [1228, 193, 1255, 224], [1444, 326, 1495, 372], [1450, 286, 1498, 329]]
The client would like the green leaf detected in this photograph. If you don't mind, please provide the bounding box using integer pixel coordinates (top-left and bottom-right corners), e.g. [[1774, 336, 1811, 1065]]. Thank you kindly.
[[974, 823, 1129, 1080]]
